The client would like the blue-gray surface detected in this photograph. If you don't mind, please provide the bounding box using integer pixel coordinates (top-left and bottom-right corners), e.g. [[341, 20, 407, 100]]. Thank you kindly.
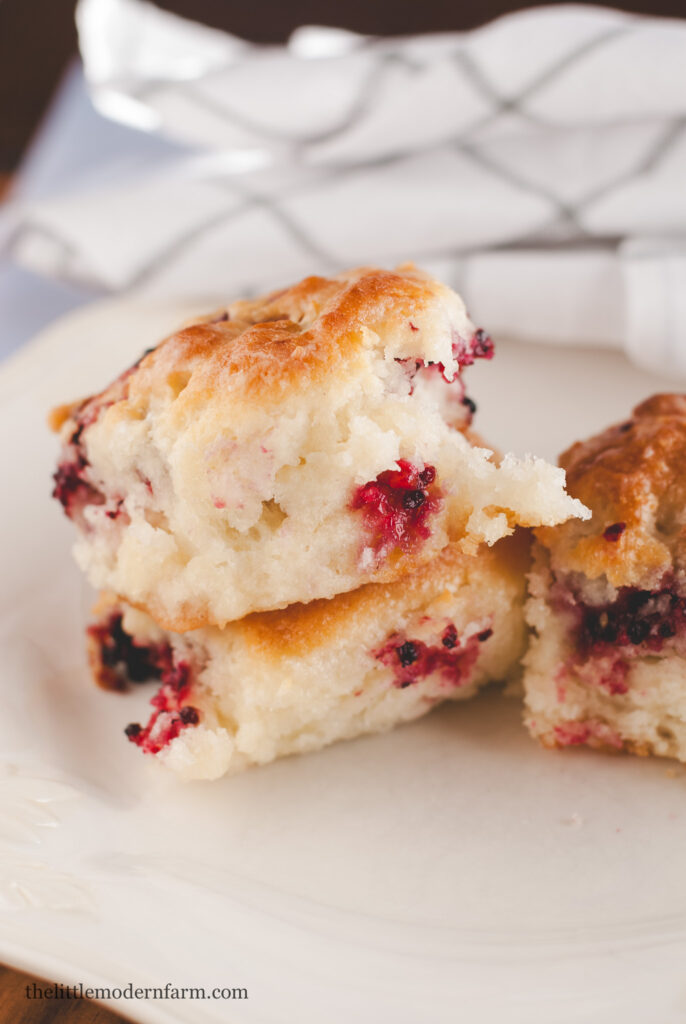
[[0, 63, 189, 361]]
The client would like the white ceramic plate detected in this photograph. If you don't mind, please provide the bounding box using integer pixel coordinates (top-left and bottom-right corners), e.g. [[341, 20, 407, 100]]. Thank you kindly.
[[2, 297, 686, 1024]]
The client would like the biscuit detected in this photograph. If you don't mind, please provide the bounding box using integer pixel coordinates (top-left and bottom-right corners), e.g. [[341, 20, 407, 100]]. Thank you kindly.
[[53, 265, 586, 629], [89, 533, 531, 779], [523, 395, 686, 760]]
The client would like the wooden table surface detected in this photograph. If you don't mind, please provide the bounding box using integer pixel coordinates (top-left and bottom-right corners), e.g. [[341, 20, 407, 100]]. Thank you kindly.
[[0, 965, 124, 1023], [2, 0, 685, 174]]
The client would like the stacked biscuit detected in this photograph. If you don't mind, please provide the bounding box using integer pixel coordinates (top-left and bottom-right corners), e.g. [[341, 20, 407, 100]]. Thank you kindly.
[[524, 395, 686, 763], [51, 266, 588, 779]]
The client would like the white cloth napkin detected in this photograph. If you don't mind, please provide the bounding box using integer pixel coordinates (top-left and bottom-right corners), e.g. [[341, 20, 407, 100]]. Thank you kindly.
[[4, 0, 686, 374]]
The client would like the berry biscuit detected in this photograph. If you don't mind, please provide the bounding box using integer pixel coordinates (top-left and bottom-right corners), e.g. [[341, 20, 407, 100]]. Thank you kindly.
[[524, 395, 686, 761], [89, 533, 531, 779], [52, 265, 586, 630]]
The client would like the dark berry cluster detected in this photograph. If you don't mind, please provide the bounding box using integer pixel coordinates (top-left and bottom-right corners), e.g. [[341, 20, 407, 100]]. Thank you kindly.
[[88, 613, 201, 754], [375, 622, 492, 689], [578, 586, 686, 656], [352, 460, 441, 560]]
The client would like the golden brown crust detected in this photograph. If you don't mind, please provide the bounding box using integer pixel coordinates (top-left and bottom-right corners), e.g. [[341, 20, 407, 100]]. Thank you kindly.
[[539, 734, 654, 758], [127, 538, 472, 635], [110, 532, 530, 652], [52, 264, 466, 433], [48, 400, 83, 433], [239, 530, 531, 660], [101, 532, 531, 661], [536, 394, 686, 588]]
